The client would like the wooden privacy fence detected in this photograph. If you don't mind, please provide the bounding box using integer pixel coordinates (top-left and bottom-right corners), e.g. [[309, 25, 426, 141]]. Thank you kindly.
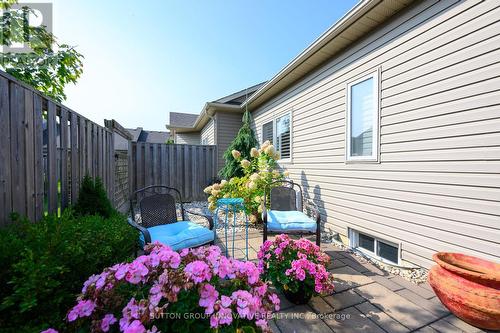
[[0, 70, 115, 226], [130, 143, 216, 202]]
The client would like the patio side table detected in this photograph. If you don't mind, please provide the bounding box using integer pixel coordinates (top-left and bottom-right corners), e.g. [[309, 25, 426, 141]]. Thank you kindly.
[[214, 198, 249, 260]]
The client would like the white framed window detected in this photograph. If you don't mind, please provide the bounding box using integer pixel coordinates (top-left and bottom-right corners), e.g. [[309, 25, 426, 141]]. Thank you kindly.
[[275, 112, 292, 161], [262, 121, 274, 144], [349, 229, 400, 265], [346, 70, 380, 162]]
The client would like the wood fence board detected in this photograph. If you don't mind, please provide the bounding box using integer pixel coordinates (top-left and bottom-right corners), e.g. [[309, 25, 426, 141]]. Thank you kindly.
[[60, 108, 69, 210], [130, 143, 215, 202], [136, 142, 144, 190], [10, 83, 27, 216], [33, 94, 44, 221], [0, 72, 117, 225], [0, 77, 11, 224], [92, 124, 98, 178], [152, 144, 158, 185], [47, 101, 58, 214], [70, 112, 79, 204], [86, 120, 92, 176], [79, 116, 86, 179], [24, 89, 35, 221], [184, 145, 191, 200]]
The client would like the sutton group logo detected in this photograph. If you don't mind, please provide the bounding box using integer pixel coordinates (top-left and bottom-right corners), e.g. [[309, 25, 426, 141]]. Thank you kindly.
[[1, 2, 52, 53]]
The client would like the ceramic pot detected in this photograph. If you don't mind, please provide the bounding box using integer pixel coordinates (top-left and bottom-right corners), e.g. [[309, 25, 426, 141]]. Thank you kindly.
[[428, 252, 500, 330]]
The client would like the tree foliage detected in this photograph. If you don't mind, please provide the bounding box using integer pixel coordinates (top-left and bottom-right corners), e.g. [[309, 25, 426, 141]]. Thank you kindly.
[[218, 110, 259, 180], [0, 1, 83, 101]]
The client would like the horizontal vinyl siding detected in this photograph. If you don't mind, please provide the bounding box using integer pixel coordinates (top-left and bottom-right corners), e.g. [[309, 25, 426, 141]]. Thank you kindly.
[[250, 0, 500, 268], [216, 112, 242, 171], [201, 118, 215, 145], [176, 132, 200, 145]]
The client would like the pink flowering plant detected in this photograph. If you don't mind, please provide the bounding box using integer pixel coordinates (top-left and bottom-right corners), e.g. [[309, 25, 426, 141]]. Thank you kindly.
[[56, 243, 279, 333], [258, 234, 335, 301]]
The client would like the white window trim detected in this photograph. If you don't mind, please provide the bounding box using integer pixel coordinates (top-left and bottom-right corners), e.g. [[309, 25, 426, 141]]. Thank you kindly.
[[348, 229, 401, 266], [345, 70, 380, 163], [274, 111, 293, 164]]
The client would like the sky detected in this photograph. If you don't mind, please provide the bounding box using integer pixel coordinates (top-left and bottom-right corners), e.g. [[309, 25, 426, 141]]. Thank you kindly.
[[46, 0, 358, 131]]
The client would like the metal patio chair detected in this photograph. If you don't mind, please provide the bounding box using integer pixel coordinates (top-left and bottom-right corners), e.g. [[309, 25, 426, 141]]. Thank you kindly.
[[128, 185, 214, 251], [263, 180, 321, 246]]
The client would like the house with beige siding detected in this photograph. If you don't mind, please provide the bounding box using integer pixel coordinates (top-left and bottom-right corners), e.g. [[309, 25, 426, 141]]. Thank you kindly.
[[167, 82, 265, 171], [240, 0, 500, 268]]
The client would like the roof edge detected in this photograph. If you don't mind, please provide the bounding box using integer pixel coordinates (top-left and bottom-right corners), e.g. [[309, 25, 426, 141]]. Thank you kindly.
[[242, 0, 379, 109]]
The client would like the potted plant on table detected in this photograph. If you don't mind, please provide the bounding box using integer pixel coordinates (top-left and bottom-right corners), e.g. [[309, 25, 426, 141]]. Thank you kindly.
[[258, 234, 335, 305]]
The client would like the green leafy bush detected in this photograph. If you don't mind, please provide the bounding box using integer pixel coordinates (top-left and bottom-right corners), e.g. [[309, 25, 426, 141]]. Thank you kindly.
[[74, 175, 114, 218], [206, 141, 288, 224], [0, 211, 136, 333]]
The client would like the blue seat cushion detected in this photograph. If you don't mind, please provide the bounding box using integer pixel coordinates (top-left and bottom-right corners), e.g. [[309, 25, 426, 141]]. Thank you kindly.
[[266, 210, 317, 232], [139, 221, 214, 251]]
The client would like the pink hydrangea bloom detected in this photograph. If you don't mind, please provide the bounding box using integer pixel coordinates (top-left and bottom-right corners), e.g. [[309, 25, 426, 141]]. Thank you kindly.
[[41, 329, 58, 333], [231, 290, 256, 319], [67, 300, 95, 321], [100, 314, 117, 332], [123, 320, 146, 333], [199, 284, 219, 314], [64, 243, 275, 332], [185, 260, 211, 283], [126, 261, 149, 284]]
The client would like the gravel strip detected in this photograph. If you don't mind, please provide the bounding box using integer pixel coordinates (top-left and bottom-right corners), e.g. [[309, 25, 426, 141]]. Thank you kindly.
[[321, 228, 429, 284]]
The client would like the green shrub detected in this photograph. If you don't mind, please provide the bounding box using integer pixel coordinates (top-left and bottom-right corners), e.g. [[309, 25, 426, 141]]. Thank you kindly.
[[218, 110, 259, 180], [206, 141, 287, 224], [73, 175, 114, 218], [0, 211, 137, 332]]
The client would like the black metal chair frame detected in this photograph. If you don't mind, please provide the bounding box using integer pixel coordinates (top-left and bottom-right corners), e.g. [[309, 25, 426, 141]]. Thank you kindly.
[[262, 180, 321, 246], [128, 185, 214, 248]]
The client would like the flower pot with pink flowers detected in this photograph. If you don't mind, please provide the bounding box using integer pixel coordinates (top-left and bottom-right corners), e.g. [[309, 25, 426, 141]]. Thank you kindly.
[[258, 234, 335, 305], [46, 243, 280, 333]]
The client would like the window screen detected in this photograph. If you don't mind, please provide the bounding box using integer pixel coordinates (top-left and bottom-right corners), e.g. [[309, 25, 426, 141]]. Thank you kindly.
[[358, 233, 375, 252], [276, 114, 290, 159], [347, 72, 379, 160], [262, 121, 274, 144], [378, 241, 399, 264]]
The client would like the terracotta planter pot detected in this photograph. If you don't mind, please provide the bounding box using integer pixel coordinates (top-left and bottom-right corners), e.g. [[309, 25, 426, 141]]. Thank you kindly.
[[428, 252, 500, 330]]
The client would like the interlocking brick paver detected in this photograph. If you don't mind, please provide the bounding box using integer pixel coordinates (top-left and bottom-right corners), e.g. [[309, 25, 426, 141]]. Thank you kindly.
[[355, 283, 438, 330], [396, 289, 449, 317], [342, 253, 386, 276], [389, 276, 436, 299], [274, 305, 333, 333], [340, 257, 371, 273], [324, 305, 386, 333], [309, 296, 335, 314], [430, 317, 468, 332], [274, 291, 294, 311], [269, 319, 281, 333], [323, 289, 365, 311], [328, 258, 348, 270], [369, 275, 405, 292], [355, 302, 410, 333], [442, 314, 486, 333], [330, 266, 374, 292], [413, 326, 439, 333]]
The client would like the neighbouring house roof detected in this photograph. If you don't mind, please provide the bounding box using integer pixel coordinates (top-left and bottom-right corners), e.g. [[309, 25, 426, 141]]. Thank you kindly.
[[127, 127, 143, 142], [126, 127, 170, 143], [166, 82, 266, 133], [243, 0, 412, 110], [169, 112, 199, 128]]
